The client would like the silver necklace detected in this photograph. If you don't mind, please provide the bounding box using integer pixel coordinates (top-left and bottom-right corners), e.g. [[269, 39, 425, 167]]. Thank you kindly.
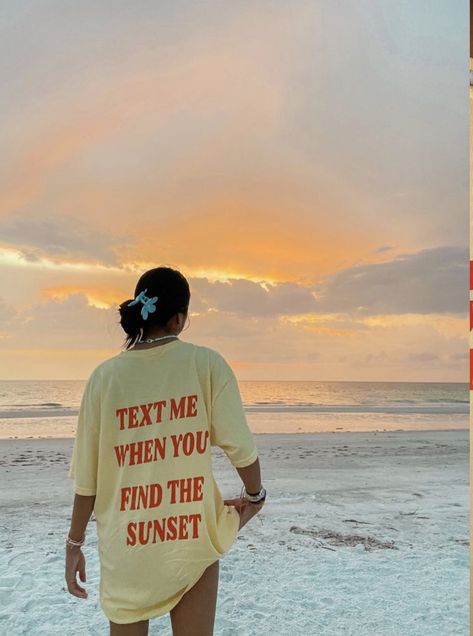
[[137, 335, 179, 344]]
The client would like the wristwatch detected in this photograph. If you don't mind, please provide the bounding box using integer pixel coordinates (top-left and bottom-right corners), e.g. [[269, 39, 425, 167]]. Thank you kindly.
[[242, 485, 266, 504]]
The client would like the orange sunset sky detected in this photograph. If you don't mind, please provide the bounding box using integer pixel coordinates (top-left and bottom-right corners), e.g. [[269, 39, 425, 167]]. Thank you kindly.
[[0, 1, 468, 381]]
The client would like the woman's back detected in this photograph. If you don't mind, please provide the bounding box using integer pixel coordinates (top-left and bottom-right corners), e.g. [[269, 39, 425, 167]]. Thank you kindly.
[[68, 338, 258, 624]]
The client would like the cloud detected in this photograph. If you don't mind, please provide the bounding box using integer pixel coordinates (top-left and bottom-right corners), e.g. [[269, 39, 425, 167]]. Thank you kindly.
[[188, 245, 467, 319], [0, 281, 467, 380], [313, 245, 467, 316], [374, 245, 394, 253], [0, 292, 121, 350], [0, 214, 126, 266], [189, 277, 316, 317], [1, 245, 465, 343]]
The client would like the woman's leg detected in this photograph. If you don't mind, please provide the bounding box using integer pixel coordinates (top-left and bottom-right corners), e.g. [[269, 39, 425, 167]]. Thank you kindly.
[[170, 559, 220, 636], [109, 619, 149, 636]]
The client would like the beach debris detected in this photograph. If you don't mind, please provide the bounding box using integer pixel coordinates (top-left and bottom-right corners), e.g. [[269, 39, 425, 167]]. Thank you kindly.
[[342, 519, 371, 525], [288, 526, 398, 551], [397, 510, 429, 519]]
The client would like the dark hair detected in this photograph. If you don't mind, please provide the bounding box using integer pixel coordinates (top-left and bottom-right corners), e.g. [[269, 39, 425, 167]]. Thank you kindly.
[[118, 266, 190, 350]]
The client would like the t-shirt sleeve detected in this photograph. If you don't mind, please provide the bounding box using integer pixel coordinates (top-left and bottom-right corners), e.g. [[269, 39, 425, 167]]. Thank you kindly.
[[67, 366, 102, 495], [209, 351, 258, 468]]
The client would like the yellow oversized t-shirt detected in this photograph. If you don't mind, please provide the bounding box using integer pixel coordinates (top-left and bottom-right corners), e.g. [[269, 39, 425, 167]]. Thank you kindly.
[[67, 339, 258, 624]]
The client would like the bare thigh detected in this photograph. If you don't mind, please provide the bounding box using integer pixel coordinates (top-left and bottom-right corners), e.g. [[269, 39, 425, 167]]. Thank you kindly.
[[170, 559, 220, 636], [109, 619, 149, 636]]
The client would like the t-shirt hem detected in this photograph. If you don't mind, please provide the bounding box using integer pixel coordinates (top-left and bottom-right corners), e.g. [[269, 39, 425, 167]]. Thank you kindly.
[[231, 451, 258, 468], [100, 558, 222, 624], [73, 485, 97, 496]]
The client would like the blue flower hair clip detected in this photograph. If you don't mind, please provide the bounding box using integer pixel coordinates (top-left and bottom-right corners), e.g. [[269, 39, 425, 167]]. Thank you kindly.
[[127, 288, 158, 320]]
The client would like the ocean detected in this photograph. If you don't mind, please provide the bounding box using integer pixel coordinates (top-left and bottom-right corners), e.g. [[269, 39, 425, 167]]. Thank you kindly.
[[0, 380, 468, 437]]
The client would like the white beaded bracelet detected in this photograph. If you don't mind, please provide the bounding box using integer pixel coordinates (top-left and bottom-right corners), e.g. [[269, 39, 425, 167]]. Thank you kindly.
[[66, 533, 85, 547]]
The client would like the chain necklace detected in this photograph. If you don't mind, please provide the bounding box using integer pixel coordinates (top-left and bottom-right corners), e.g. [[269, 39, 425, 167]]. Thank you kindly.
[[137, 334, 179, 344]]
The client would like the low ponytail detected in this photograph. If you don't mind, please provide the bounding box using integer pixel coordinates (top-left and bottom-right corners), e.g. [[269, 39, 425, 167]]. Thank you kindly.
[[118, 297, 145, 350], [117, 266, 190, 350]]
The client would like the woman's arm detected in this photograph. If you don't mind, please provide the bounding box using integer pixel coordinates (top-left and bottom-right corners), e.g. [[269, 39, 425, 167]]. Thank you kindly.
[[235, 457, 262, 494], [69, 493, 96, 541], [65, 494, 96, 599]]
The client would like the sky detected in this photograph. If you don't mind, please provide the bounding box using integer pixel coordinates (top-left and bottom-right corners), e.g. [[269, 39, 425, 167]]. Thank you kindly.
[[0, 0, 469, 381]]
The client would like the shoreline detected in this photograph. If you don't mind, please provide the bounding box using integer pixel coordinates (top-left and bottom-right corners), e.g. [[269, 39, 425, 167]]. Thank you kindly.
[[0, 426, 468, 442], [0, 407, 468, 440]]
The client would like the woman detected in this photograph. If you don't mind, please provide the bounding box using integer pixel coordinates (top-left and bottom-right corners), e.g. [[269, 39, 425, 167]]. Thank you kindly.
[[65, 266, 266, 636]]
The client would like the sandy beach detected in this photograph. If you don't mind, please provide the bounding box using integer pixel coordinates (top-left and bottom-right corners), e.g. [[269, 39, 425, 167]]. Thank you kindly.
[[0, 428, 469, 635]]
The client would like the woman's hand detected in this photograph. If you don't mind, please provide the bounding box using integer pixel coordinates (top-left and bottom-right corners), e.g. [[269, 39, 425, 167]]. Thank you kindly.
[[65, 545, 88, 599], [224, 496, 264, 530]]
